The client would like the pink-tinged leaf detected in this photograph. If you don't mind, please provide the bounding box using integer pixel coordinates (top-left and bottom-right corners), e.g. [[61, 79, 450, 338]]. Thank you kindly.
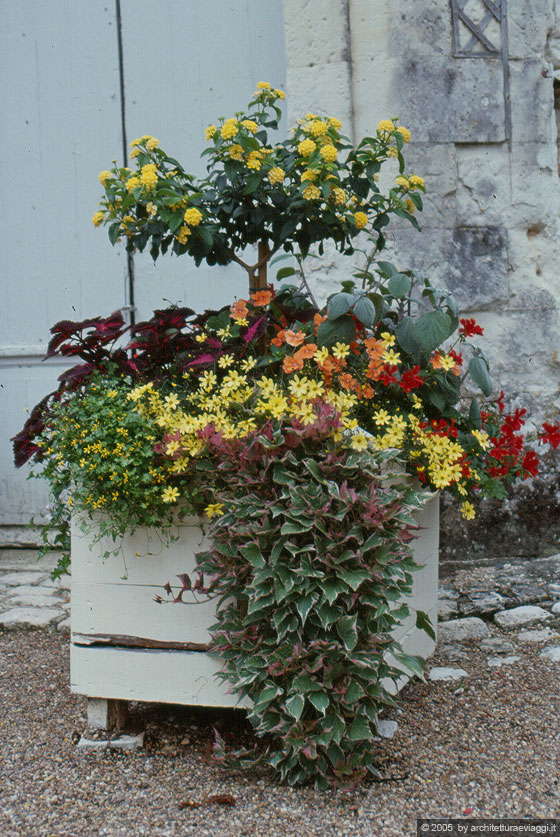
[[243, 313, 267, 344]]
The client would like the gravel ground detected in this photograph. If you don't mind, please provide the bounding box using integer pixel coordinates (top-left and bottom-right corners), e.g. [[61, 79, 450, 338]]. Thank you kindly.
[[1, 629, 559, 837]]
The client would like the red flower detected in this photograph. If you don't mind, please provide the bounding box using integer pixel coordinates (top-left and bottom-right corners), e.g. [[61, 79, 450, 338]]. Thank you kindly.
[[522, 450, 539, 477], [379, 364, 398, 386], [459, 318, 484, 337], [540, 422, 560, 450], [399, 365, 424, 393]]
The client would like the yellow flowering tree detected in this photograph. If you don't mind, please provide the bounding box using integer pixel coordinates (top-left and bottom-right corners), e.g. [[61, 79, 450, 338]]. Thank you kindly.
[[94, 82, 424, 292]]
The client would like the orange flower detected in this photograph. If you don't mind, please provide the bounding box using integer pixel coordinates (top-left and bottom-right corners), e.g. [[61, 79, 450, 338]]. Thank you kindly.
[[271, 329, 286, 347], [314, 312, 327, 327], [294, 342, 317, 362], [364, 337, 385, 360], [361, 383, 375, 399], [250, 289, 273, 307], [285, 329, 305, 347], [230, 300, 249, 320], [283, 355, 304, 374], [366, 359, 384, 380], [339, 372, 358, 391]]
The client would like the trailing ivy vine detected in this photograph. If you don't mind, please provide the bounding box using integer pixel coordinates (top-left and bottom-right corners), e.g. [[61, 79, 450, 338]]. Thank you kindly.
[[182, 417, 434, 788]]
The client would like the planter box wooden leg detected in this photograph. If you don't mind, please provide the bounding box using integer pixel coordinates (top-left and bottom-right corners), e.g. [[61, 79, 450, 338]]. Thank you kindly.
[[87, 697, 128, 731]]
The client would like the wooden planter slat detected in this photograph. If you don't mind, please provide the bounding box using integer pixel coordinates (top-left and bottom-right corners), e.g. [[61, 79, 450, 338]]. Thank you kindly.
[[71, 495, 439, 727]]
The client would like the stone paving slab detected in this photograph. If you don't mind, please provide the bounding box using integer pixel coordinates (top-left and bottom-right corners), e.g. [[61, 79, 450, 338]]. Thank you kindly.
[[0, 607, 67, 629], [0, 550, 70, 630]]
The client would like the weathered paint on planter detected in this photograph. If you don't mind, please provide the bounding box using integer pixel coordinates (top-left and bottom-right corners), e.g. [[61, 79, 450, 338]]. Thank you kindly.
[[71, 495, 438, 720]]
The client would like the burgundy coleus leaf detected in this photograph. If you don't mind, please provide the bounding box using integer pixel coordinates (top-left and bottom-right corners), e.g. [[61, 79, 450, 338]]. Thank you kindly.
[[11, 395, 52, 467], [186, 353, 219, 369], [243, 313, 268, 344], [45, 312, 125, 358], [57, 363, 96, 386]]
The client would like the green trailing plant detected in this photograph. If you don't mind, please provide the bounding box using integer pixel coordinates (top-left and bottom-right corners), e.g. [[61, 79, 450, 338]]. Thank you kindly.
[[174, 415, 432, 788]]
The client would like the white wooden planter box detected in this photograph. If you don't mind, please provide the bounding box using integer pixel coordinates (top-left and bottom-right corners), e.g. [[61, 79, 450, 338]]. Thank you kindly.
[[71, 495, 438, 727]]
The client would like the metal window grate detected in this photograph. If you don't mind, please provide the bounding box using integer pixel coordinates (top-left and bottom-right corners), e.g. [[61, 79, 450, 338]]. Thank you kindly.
[[450, 0, 510, 140], [451, 0, 505, 57]]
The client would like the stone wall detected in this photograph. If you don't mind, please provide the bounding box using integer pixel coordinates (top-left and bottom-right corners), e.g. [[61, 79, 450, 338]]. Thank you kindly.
[[283, 0, 560, 563]]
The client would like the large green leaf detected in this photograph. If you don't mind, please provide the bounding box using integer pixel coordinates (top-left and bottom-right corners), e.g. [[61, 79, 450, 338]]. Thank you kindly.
[[416, 610, 436, 641], [296, 593, 315, 626], [337, 614, 358, 651], [347, 715, 373, 741], [387, 273, 412, 298], [327, 292, 354, 320], [316, 314, 356, 348], [239, 543, 265, 568], [352, 295, 377, 327], [413, 310, 452, 354], [285, 693, 305, 720], [468, 356, 493, 396], [308, 692, 330, 714]]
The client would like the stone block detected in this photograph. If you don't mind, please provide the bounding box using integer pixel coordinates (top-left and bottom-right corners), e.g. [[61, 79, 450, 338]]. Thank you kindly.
[[508, 0, 555, 60], [438, 616, 490, 642], [509, 143, 559, 225], [387, 142, 457, 230], [388, 0, 452, 59], [494, 605, 553, 629], [429, 666, 468, 681], [352, 56, 399, 139], [445, 226, 509, 311], [0, 606, 66, 628], [540, 646, 560, 661], [384, 228, 452, 286], [517, 628, 559, 642], [283, 0, 350, 68], [487, 656, 520, 667], [509, 60, 556, 144], [0, 571, 48, 586], [392, 54, 506, 143], [349, 0, 390, 62], [286, 62, 353, 132], [456, 144, 509, 227]]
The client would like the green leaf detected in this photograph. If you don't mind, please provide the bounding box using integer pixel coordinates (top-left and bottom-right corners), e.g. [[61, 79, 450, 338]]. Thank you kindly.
[[468, 356, 493, 396], [322, 580, 347, 606], [395, 317, 418, 355], [302, 458, 325, 483], [243, 172, 261, 194], [197, 226, 213, 246], [285, 694, 305, 720], [296, 593, 315, 626], [316, 315, 356, 348], [352, 295, 377, 327], [239, 543, 265, 568], [387, 273, 412, 298], [337, 614, 358, 651], [327, 293, 353, 320], [280, 520, 310, 535], [276, 266, 296, 280], [413, 310, 452, 354], [469, 397, 483, 429], [416, 610, 436, 641], [343, 569, 369, 591], [347, 715, 372, 741], [394, 652, 426, 680], [308, 692, 330, 714], [376, 260, 398, 277], [275, 574, 296, 603]]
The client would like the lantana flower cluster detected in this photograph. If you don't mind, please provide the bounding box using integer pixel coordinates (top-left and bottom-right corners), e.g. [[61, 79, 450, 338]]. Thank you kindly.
[[91, 85, 425, 268]]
